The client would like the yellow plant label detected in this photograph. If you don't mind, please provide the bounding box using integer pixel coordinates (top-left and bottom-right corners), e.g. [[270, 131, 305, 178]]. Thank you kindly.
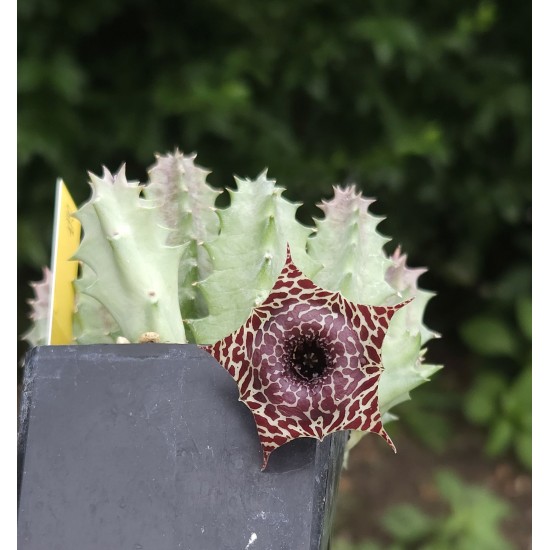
[[48, 179, 81, 345]]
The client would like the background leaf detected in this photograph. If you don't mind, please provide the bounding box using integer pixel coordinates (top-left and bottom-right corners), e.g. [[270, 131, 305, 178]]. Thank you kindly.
[[459, 317, 519, 358]]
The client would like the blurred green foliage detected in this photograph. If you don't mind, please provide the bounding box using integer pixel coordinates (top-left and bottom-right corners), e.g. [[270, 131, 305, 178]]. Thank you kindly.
[[386, 384, 461, 454], [19, 0, 530, 422], [333, 470, 513, 550], [464, 367, 531, 469], [462, 296, 532, 469], [389, 293, 532, 468]]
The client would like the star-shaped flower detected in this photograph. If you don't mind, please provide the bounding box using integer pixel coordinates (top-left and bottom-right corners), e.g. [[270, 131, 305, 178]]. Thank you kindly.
[[201, 247, 411, 470]]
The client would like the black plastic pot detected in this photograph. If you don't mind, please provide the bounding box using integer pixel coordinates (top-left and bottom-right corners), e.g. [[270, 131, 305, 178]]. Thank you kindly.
[[18, 344, 346, 550]]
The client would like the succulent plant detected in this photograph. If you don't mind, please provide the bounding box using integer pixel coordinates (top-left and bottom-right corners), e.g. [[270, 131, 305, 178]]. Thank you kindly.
[[73, 166, 186, 344], [22, 267, 52, 348], [23, 149, 441, 461]]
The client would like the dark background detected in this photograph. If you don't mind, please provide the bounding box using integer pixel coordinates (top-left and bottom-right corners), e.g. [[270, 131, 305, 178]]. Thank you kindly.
[[18, 1, 531, 547]]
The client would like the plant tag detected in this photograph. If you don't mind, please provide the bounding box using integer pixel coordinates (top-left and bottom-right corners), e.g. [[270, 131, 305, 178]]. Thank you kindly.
[[47, 179, 81, 344]]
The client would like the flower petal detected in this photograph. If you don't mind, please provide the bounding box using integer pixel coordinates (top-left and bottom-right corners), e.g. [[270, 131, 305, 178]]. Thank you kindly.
[[202, 245, 411, 469]]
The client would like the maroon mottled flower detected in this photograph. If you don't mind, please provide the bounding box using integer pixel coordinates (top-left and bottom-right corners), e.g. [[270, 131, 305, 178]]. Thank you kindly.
[[202, 247, 410, 470]]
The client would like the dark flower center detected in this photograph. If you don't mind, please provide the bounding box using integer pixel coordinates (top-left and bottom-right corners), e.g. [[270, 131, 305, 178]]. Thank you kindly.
[[288, 336, 329, 382]]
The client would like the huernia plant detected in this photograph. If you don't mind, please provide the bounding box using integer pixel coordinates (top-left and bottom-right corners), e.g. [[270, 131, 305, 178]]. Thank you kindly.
[[22, 267, 52, 347], [23, 150, 441, 467]]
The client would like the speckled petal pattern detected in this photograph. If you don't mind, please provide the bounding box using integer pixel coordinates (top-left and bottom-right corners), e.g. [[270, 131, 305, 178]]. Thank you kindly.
[[201, 246, 411, 469]]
